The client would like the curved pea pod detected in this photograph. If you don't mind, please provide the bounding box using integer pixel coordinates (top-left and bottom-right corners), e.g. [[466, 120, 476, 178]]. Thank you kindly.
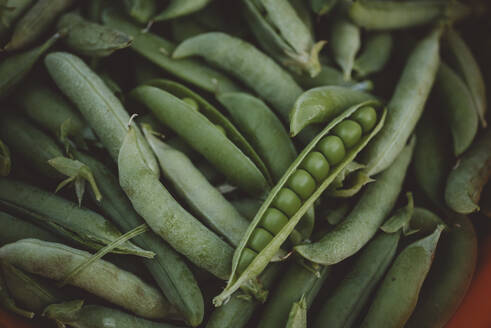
[[406, 211, 477, 328], [130, 85, 270, 196], [435, 62, 478, 156], [119, 128, 234, 279], [154, 0, 212, 21], [293, 65, 374, 91], [44, 52, 159, 177], [289, 0, 314, 35], [413, 110, 453, 208], [444, 28, 487, 127], [213, 101, 386, 306], [43, 300, 184, 328], [289, 86, 376, 137], [295, 137, 414, 265], [360, 225, 445, 328], [445, 129, 491, 214], [206, 264, 281, 328], [285, 295, 307, 328], [354, 32, 393, 78], [409, 208, 445, 237], [0, 265, 34, 319], [57, 12, 132, 58], [310, 0, 339, 16], [143, 126, 250, 247], [257, 261, 331, 328], [4, 0, 73, 51], [0, 139, 11, 176], [72, 150, 204, 327], [16, 82, 89, 151], [0, 33, 59, 100], [0, 211, 62, 246], [349, 0, 468, 31], [313, 231, 399, 328], [0, 178, 152, 258], [172, 32, 304, 124], [123, 0, 157, 24], [102, 10, 242, 94], [242, 0, 326, 77], [361, 26, 442, 176], [0, 239, 174, 320], [330, 17, 361, 80], [217, 92, 297, 182], [1, 261, 63, 313]]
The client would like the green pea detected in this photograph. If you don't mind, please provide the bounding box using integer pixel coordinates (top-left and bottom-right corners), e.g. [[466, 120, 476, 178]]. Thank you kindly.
[[317, 135, 346, 165], [248, 228, 274, 253], [300, 152, 330, 183], [237, 248, 257, 273], [181, 97, 199, 111], [272, 188, 302, 217], [332, 120, 362, 148], [287, 169, 316, 200], [352, 106, 377, 133], [260, 208, 289, 235]]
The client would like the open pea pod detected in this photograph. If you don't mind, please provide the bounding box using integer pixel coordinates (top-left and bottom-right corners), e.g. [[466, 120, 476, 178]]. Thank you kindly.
[[213, 100, 386, 306], [144, 79, 273, 185]]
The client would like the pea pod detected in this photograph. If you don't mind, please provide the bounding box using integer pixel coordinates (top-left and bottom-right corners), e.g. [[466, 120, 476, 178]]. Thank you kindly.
[[445, 129, 491, 214], [242, 0, 326, 77], [44, 300, 184, 328], [285, 295, 307, 328], [102, 10, 242, 94], [310, 0, 339, 16], [354, 32, 393, 78], [406, 211, 477, 328], [0, 266, 34, 319], [295, 137, 414, 265], [349, 0, 468, 31], [57, 12, 132, 58], [154, 0, 212, 21], [4, 0, 73, 51], [0, 239, 173, 320], [0, 178, 152, 258], [0, 211, 62, 246], [330, 17, 361, 80], [213, 100, 386, 306], [217, 92, 297, 182], [143, 126, 250, 247], [293, 65, 374, 91], [0, 139, 11, 177], [44, 52, 159, 178], [0, 0, 33, 41], [313, 231, 399, 328], [289, 86, 376, 137], [444, 27, 487, 127], [123, 0, 157, 24], [360, 225, 444, 328], [435, 62, 478, 156], [361, 26, 442, 176], [119, 128, 234, 279], [257, 261, 331, 328], [172, 32, 303, 124], [130, 85, 270, 196], [0, 33, 59, 100], [72, 150, 203, 326]]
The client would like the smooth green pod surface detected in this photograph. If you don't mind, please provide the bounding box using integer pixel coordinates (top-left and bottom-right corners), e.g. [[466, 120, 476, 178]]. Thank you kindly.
[[131, 85, 270, 196], [44, 52, 159, 177], [361, 26, 441, 176], [445, 129, 491, 214], [286, 295, 307, 328], [119, 128, 234, 280], [354, 32, 393, 78], [173, 32, 304, 124], [57, 12, 132, 57], [0, 211, 62, 246], [102, 10, 242, 94], [435, 62, 478, 156], [313, 231, 399, 328], [154, 0, 212, 21], [0, 266, 34, 319], [214, 101, 386, 306], [217, 92, 297, 182], [330, 17, 360, 80], [295, 138, 414, 265], [73, 150, 204, 327], [360, 226, 444, 328], [0, 239, 173, 319], [290, 86, 376, 136], [144, 127, 250, 247]]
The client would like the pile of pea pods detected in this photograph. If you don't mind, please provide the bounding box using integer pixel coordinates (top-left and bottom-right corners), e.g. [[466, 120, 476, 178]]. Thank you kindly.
[[0, 0, 490, 327]]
